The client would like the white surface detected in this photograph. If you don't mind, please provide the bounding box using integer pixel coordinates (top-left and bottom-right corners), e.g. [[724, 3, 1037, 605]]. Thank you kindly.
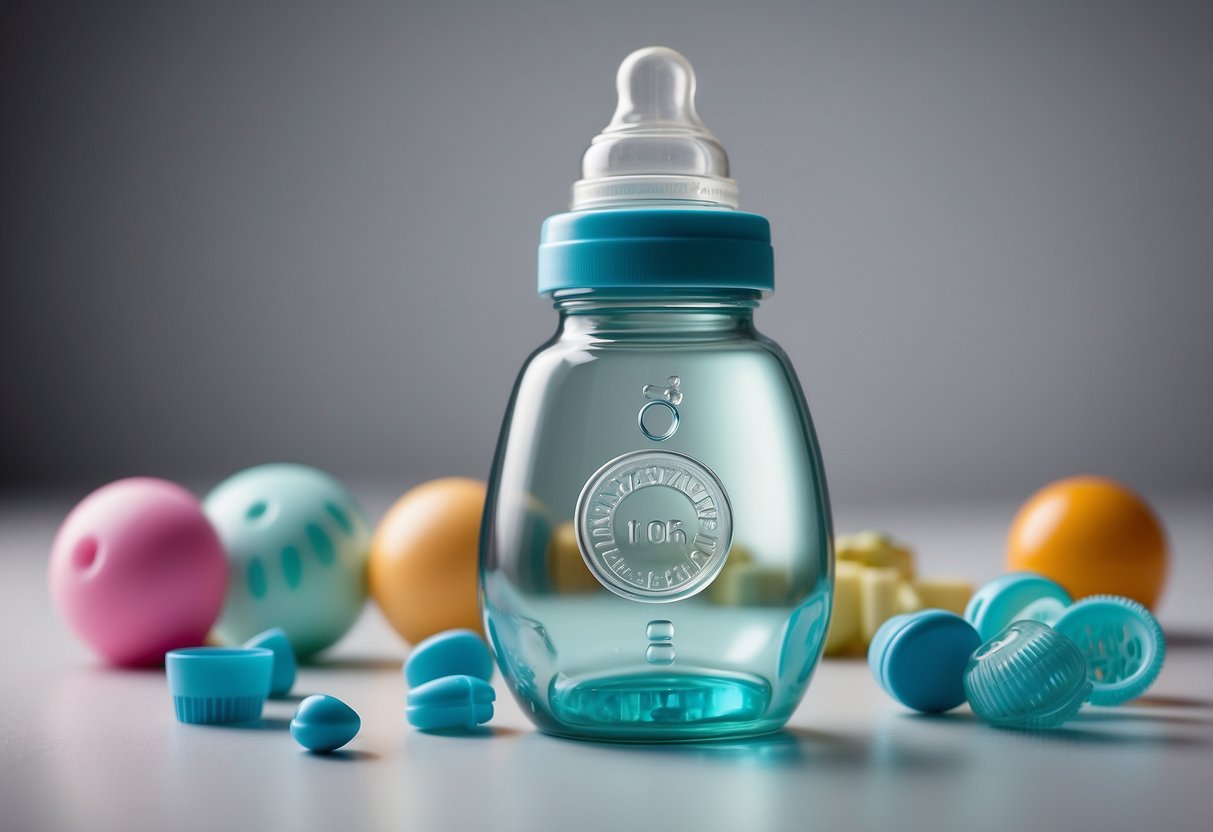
[[2, 495, 1211, 832]]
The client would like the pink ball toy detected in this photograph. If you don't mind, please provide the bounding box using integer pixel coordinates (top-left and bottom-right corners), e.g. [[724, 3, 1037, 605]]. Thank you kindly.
[[48, 478, 229, 667]]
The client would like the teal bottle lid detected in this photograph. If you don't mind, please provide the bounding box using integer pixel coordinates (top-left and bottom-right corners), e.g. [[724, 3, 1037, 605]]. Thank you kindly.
[[538, 208, 773, 296], [1053, 595, 1166, 706], [165, 647, 274, 725]]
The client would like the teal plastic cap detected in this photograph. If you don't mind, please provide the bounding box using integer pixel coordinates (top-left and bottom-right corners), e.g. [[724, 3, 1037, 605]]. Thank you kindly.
[[964, 620, 1091, 730], [165, 647, 273, 724], [538, 208, 773, 296], [868, 610, 982, 713], [964, 572, 1073, 640], [1054, 595, 1165, 706]]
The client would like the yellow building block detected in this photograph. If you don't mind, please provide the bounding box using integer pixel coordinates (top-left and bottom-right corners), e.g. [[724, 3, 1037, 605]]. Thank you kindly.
[[859, 566, 901, 643], [910, 577, 974, 615], [824, 561, 862, 654], [835, 531, 915, 580]]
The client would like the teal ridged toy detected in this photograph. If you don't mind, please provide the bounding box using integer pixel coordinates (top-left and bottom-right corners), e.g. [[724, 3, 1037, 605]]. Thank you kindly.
[[291, 695, 360, 753], [964, 620, 1092, 730], [243, 627, 297, 697], [166, 647, 273, 725], [1054, 595, 1165, 706], [205, 464, 371, 658]]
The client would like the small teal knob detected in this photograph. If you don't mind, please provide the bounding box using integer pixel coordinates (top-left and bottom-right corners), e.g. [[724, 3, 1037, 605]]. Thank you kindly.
[[242, 627, 297, 698], [1054, 595, 1166, 706], [405, 629, 494, 688], [964, 620, 1091, 729], [290, 694, 360, 753], [868, 610, 982, 713]]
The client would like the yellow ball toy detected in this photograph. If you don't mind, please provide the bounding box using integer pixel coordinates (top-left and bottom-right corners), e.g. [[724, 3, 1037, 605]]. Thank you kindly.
[[369, 478, 486, 645]]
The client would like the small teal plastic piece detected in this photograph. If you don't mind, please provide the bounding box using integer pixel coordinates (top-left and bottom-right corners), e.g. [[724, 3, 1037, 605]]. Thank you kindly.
[[243, 627, 297, 697], [165, 647, 273, 724], [964, 572, 1073, 640], [290, 694, 360, 752], [964, 620, 1092, 729], [1053, 595, 1166, 706], [868, 610, 982, 713], [407, 675, 495, 731], [538, 209, 774, 296], [405, 629, 494, 688]]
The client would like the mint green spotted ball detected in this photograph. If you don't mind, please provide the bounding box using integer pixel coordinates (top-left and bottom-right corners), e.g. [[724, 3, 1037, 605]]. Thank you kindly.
[[205, 464, 370, 659]]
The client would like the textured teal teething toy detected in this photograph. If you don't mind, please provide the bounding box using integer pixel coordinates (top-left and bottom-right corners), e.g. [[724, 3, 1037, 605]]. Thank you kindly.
[[964, 620, 1092, 729], [206, 464, 371, 658], [1054, 595, 1166, 706]]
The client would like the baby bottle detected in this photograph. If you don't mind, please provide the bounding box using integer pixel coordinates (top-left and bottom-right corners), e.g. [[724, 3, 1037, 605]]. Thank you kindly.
[[480, 47, 833, 741]]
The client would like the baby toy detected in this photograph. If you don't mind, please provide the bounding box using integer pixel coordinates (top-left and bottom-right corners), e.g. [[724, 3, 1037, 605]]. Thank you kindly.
[[205, 464, 371, 658], [369, 478, 487, 644], [1006, 476, 1168, 610], [291, 695, 361, 753], [166, 646, 274, 724], [49, 477, 228, 667]]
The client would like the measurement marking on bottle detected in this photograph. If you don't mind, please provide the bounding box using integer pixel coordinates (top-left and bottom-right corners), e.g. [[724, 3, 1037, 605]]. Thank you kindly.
[[646, 619, 676, 665], [639, 375, 682, 441], [575, 450, 733, 602], [626, 519, 687, 545]]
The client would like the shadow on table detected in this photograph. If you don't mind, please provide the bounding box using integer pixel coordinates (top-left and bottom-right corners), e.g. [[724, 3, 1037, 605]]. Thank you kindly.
[[510, 723, 968, 773], [1132, 693, 1213, 709], [303, 655, 403, 673], [1159, 628, 1213, 650]]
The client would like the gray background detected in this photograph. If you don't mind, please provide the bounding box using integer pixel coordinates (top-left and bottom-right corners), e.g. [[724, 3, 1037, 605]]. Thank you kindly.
[[2, 0, 1210, 503]]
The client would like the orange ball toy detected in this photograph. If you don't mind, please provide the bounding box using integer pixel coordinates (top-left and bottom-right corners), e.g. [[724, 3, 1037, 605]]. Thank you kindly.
[[369, 478, 487, 644], [1006, 476, 1168, 610]]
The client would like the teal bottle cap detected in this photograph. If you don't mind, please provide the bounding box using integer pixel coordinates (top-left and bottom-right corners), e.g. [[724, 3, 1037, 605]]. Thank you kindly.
[[964, 572, 1073, 640], [165, 647, 274, 725], [868, 610, 982, 713], [964, 620, 1092, 730], [1053, 595, 1165, 706], [538, 208, 773, 296]]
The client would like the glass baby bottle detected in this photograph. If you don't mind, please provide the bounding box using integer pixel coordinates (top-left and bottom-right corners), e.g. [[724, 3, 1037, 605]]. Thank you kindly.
[[480, 47, 833, 741]]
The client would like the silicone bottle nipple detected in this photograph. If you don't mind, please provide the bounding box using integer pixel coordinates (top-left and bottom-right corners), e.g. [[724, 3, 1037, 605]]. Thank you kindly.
[[572, 46, 739, 210]]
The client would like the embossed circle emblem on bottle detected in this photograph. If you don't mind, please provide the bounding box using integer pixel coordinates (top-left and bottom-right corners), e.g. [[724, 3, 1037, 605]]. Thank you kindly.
[[575, 450, 733, 603]]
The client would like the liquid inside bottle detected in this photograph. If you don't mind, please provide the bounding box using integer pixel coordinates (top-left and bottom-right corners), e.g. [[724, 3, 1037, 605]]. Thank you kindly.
[[479, 47, 833, 742]]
